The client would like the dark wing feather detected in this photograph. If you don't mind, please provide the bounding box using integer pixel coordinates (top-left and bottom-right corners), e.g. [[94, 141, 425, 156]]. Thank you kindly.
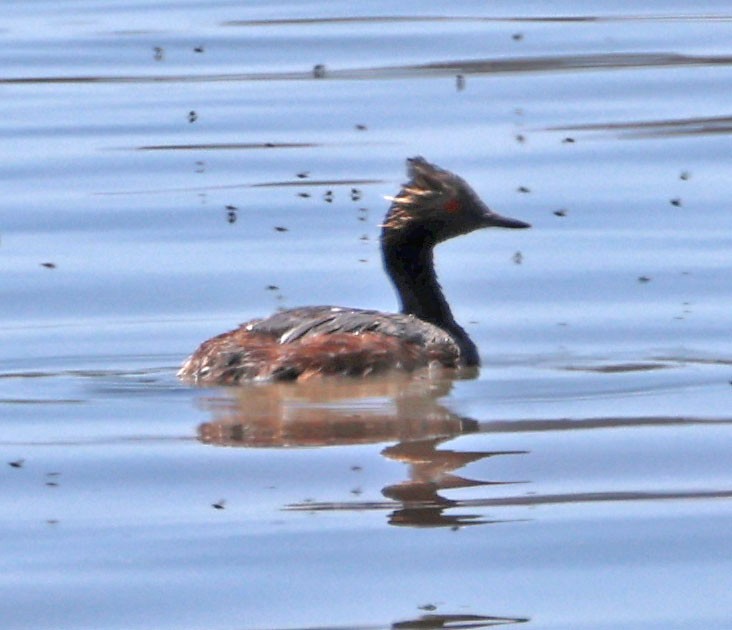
[[248, 306, 453, 347]]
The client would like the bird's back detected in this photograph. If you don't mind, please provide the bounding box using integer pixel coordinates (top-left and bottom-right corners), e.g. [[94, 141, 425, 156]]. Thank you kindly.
[[178, 305, 461, 384]]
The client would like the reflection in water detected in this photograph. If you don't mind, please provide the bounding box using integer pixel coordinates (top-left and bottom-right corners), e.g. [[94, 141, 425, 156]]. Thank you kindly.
[[196, 373, 732, 528], [381, 438, 526, 528], [546, 113, 732, 138], [225, 15, 732, 27], [197, 372, 526, 527], [94, 174, 385, 197], [390, 613, 529, 628], [4, 51, 732, 86], [198, 372, 478, 448], [271, 611, 529, 629]]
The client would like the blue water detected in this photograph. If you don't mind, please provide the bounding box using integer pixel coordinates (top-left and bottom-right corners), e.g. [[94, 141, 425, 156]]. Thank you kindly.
[[2, 2, 732, 629]]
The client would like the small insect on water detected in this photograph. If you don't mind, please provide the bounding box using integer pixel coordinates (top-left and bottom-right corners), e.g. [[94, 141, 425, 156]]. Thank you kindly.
[[225, 204, 238, 224]]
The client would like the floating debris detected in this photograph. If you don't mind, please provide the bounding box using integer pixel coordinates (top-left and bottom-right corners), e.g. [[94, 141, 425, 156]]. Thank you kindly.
[[312, 64, 326, 79], [187, 110, 198, 123], [225, 204, 238, 223], [456, 74, 465, 91]]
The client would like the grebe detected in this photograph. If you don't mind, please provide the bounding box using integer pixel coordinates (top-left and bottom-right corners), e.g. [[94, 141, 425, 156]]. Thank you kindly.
[[179, 157, 530, 384]]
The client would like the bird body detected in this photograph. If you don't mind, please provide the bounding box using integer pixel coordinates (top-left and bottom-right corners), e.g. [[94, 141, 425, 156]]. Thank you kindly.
[[179, 157, 530, 384]]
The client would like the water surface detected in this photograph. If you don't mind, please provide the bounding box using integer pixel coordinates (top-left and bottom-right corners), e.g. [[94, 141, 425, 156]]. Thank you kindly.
[[2, 2, 732, 629]]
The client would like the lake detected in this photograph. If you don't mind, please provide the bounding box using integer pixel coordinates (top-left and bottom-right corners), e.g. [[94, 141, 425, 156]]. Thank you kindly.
[[2, 2, 731, 629]]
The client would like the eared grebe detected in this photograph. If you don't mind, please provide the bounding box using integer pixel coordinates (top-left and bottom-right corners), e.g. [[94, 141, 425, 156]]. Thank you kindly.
[[179, 157, 530, 384]]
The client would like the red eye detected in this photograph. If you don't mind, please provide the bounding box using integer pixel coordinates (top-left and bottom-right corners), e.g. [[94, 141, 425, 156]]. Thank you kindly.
[[444, 199, 461, 213]]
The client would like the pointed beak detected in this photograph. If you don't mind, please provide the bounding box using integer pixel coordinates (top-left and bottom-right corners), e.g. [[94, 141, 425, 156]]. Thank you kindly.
[[482, 208, 531, 229]]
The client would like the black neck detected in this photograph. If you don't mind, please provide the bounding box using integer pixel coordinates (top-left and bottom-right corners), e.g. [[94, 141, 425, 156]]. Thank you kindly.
[[381, 228, 479, 365]]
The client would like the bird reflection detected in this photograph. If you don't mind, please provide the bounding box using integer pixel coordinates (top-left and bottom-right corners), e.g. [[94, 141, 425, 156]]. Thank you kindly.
[[195, 372, 526, 528], [381, 438, 526, 527]]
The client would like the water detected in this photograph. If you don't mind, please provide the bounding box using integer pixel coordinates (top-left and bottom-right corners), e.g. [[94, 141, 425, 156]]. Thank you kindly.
[[2, 2, 732, 629]]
